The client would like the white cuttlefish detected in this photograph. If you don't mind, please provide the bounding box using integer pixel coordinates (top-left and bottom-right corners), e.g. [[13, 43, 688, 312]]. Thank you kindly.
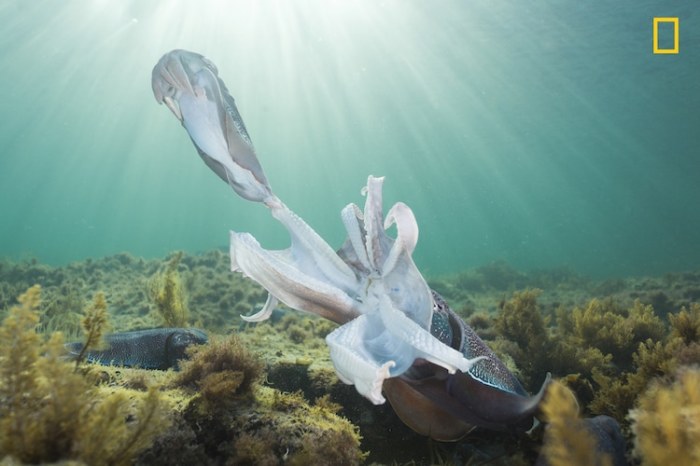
[[152, 49, 485, 405]]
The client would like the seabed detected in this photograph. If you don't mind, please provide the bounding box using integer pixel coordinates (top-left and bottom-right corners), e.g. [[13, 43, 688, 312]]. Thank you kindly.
[[0, 250, 699, 465]]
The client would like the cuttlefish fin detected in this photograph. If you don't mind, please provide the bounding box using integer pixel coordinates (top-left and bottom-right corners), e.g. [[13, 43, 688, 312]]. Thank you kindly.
[[389, 369, 551, 436], [446, 370, 552, 431], [384, 377, 475, 441]]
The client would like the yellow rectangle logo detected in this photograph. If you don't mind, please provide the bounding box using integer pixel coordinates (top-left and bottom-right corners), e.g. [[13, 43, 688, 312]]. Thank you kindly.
[[653, 17, 679, 54]]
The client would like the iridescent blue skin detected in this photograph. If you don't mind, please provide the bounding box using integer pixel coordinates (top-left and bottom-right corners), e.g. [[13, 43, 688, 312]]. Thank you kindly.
[[385, 291, 550, 439], [65, 328, 208, 370]]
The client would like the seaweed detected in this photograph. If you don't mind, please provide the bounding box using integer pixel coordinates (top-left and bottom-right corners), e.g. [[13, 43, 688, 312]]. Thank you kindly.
[[40, 282, 85, 337], [0, 286, 171, 465], [630, 368, 700, 465], [174, 334, 264, 408], [230, 387, 367, 466], [669, 302, 700, 344], [538, 380, 613, 466], [493, 289, 551, 385], [565, 299, 665, 370], [149, 252, 189, 327], [73, 291, 110, 367], [490, 288, 692, 428], [589, 302, 699, 421], [277, 313, 332, 348]]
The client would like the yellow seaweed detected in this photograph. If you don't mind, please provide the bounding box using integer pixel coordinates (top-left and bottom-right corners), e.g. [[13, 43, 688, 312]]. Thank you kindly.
[[149, 252, 189, 327], [539, 380, 612, 466], [174, 334, 264, 408], [0, 286, 171, 465], [73, 291, 110, 367], [630, 368, 700, 466]]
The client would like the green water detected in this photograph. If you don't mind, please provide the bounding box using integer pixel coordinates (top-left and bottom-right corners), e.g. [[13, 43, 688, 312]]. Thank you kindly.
[[1, 0, 698, 278]]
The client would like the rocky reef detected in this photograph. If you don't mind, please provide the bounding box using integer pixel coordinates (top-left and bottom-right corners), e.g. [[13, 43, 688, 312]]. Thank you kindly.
[[0, 252, 698, 465]]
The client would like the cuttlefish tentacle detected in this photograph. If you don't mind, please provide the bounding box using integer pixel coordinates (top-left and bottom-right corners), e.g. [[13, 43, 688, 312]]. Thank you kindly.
[[153, 49, 550, 437], [384, 202, 419, 259], [340, 203, 371, 272], [362, 176, 390, 272], [376, 294, 486, 375], [325, 313, 397, 404], [379, 201, 432, 327], [267, 201, 359, 290]]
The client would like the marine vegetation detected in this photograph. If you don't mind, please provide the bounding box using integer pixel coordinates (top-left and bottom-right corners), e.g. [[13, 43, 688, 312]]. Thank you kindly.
[[149, 251, 189, 327], [485, 289, 695, 420], [630, 367, 700, 465], [0, 286, 171, 465], [39, 282, 85, 337], [493, 288, 551, 384], [588, 302, 700, 421], [538, 380, 625, 466], [174, 333, 264, 408], [73, 290, 109, 366], [465, 285, 699, 465], [228, 389, 367, 466], [143, 336, 365, 465]]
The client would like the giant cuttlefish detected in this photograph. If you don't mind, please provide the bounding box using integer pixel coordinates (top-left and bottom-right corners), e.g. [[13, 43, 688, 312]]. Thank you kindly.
[[65, 328, 208, 370], [152, 49, 549, 440]]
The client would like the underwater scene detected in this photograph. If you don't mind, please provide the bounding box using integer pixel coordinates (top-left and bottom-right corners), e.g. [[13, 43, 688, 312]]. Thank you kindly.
[[1, 1, 699, 465]]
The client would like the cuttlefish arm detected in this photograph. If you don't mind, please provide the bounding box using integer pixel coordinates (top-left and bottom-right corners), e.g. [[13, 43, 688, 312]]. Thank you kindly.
[[230, 231, 361, 324], [152, 49, 273, 203], [325, 177, 485, 404]]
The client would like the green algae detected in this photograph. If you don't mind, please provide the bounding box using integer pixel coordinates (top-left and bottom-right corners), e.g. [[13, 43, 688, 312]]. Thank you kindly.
[[236, 387, 366, 466], [1, 253, 700, 464], [149, 252, 189, 328], [173, 333, 264, 409]]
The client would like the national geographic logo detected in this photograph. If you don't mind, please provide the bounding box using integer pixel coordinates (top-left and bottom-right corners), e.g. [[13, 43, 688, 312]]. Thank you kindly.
[[653, 17, 679, 54]]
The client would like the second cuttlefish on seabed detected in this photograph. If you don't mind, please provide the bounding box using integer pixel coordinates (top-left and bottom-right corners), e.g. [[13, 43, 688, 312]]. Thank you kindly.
[[151, 49, 550, 440], [65, 328, 208, 370]]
